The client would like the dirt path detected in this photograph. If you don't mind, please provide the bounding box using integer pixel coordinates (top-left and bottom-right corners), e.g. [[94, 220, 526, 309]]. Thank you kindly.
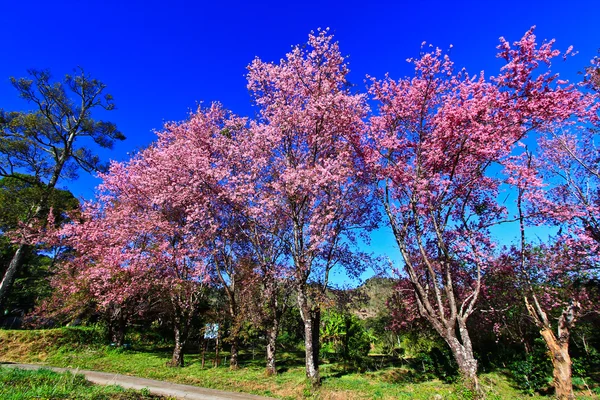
[[1, 362, 277, 400]]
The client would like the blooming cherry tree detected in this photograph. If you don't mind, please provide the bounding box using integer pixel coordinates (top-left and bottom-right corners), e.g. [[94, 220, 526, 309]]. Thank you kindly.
[[507, 74, 599, 398], [366, 28, 594, 393], [246, 30, 377, 386], [56, 105, 245, 366]]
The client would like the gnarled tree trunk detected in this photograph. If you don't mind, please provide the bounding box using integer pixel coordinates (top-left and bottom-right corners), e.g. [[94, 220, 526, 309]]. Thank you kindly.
[[431, 316, 480, 396], [525, 296, 579, 400], [445, 335, 480, 394], [169, 323, 186, 367], [540, 328, 573, 400]]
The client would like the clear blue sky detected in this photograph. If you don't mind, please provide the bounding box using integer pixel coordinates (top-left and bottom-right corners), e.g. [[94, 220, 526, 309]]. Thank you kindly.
[[2, 0, 598, 283]]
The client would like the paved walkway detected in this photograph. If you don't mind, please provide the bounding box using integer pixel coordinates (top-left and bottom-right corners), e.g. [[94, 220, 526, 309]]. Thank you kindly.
[[1, 363, 277, 400]]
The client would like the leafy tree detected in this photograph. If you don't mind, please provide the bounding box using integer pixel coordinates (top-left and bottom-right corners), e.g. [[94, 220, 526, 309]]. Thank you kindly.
[[0, 174, 78, 234], [320, 309, 372, 367], [0, 68, 124, 309], [0, 174, 78, 316]]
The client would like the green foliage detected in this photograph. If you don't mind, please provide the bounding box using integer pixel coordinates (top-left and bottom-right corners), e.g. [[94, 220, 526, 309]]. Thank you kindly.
[[1, 68, 125, 182], [0, 327, 575, 399], [0, 367, 160, 399], [398, 329, 441, 357], [352, 277, 395, 319], [320, 310, 372, 366], [277, 306, 304, 350], [452, 380, 477, 400], [59, 326, 107, 347], [410, 347, 460, 383], [572, 347, 600, 388], [388, 328, 460, 383], [4, 253, 54, 316], [0, 67, 123, 316], [0, 174, 79, 316], [571, 316, 600, 387], [363, 311, 402, 356], [508, 338, 552, 394], [0, 174, 78, 232]]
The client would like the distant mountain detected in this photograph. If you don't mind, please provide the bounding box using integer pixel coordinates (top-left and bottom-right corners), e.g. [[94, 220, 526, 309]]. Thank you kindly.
[[351, 276, 396, 319]]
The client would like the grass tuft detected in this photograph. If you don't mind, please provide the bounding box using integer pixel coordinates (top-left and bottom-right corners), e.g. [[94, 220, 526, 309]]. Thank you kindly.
[[0, 366, 170, 399]]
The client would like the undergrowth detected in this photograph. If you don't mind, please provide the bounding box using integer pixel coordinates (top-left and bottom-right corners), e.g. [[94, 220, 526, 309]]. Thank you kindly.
[[1, 328, 598, 399]]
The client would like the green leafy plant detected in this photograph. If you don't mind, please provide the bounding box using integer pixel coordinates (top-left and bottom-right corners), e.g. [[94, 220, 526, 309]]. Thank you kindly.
[[320, 310, 372, 367], [508, 339, 552, 394]]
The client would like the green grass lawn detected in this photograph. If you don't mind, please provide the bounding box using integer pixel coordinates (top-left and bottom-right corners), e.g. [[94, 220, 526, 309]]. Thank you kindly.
[[0, 366, 171, 399], [0, 327, 597, 399]]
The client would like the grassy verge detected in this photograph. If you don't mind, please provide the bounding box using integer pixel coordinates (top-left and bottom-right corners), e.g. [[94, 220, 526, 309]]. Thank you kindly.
[[0, 366, 170, 399], [0, 327, 596, 399]]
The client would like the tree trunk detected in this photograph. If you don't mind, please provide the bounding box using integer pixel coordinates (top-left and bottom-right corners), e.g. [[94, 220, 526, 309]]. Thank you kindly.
[[225, 288, 239, 370], [169, 324, 185, 367], [265, 318, 280, 376], [0, 244, 28, 312], [311, 308, 320, 369], [201, 338, 207, 368], [108, 308, 126, 347], [229, 336, 239, 370], [214, 328, 221, 367], [443, 328, 480, 397], [111, 321, 126, 347], [540, 328, 574, 400], [452, 345, 480, 395], [111, 328, 125, 347], [303, 316, 320, 387], [298, 290, 320, 387]]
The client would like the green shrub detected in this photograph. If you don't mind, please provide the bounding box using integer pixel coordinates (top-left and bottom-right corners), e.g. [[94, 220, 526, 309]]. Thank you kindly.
[[572, 347, 600, 382], [508, 338, 552, 394], [60, 326, 106, 347], [320, 310, 372, 366], [410, 347, 459, 383]]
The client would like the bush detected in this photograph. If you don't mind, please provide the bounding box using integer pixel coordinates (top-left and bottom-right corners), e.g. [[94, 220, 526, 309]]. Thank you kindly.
[[363, 312, 402, 356], [60, 326, 106, 347], [508, 338, 552, 394], [320, 310, 372, 366], [410, 347, 459, 383]]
